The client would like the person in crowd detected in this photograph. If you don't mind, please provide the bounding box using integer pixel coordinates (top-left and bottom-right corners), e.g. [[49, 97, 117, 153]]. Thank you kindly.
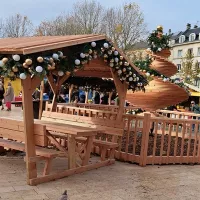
[[79, 94, 86, 103], [94, 92, 100, 104], [0, 80, 5, 110], [73, 96, 79, 103], [101, 93, 109, 105], [32, 87, 40, 100], [4, 82, 14, 111], [190, 101, 200, 131]]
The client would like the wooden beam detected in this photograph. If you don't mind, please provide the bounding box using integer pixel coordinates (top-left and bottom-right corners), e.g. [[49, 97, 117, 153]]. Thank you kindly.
[[21, 75, 37, 184], [69, 84, 74, 103], [29, 159, 115, 185], [110, 69, 128, 122], [108, 92, 113, 105]]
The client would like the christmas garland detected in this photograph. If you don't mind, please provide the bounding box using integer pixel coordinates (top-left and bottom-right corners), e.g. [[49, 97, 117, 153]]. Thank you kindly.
[[0, 40, 147, 91], [147, 26, 171, 53]]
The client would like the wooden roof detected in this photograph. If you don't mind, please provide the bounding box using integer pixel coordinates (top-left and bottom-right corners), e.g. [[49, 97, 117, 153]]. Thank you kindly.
[[0, 34, 106, 55]]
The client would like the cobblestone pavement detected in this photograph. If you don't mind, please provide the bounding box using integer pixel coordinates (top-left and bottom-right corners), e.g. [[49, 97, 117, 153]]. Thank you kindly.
[[0, 107, 200, 200]]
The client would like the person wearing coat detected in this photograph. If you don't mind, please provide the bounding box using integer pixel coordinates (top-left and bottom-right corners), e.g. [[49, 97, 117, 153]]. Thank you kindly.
[[4, 82, 14, 111], [0, 81, 5, 110]]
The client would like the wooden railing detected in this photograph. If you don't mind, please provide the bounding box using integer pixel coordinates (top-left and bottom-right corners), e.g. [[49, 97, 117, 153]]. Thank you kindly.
[[157, 109, 200, 120], [46, 102, 139, 114], [119, 113, 200, 166]]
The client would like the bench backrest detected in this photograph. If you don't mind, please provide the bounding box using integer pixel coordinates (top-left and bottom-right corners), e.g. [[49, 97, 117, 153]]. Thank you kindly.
[[42, 111, 124, 136], [0, 117, 48, 147]]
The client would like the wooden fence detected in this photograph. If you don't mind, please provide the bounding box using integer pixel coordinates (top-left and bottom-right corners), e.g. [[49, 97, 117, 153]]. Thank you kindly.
[[119, 113, 200, 166]]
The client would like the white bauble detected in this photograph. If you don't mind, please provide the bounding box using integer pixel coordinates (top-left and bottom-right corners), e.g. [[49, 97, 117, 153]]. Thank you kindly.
[[103, 43, 109, 48], [58, 71, 64, 76], [133, 74, 136, 77], [163, 78, 167, 82], [91, 42, 96, 47], [147, 48, 151, 51], [36, 66, 43, 73], [158, 48, 162, 51], [129, 77, 133, 81], [146, 72, 150, 77], [0, 60, 3, 67], [58, 51, 63, 57], [20, 73, 27, 80], [114, 57, 119, 63], [136, 77, 139, 81], [129, 71, 132, 75], [93, 55, 97, 59], [52, 53, 59, 60], [80, 53, 86, 58], [75, 59, 81, 65], [110, 63, 114, 67], [12, 54, 20, 61], [118, 70, 122, 74], [132, 111, 136, 115], [114, 51, 119, 56]]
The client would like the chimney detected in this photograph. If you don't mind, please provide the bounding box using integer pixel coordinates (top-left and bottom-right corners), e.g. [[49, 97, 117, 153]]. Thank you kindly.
[[168, 29, 172, 34], [187, 23, 191, 29], [194, 25, 198, 28]]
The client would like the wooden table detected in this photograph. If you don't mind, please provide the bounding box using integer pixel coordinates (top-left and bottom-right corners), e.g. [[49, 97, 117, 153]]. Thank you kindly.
[[35, 120, 98, 169]]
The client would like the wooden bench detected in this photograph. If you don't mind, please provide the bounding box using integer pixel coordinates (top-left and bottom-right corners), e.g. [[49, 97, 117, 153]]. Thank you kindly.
[[41, 111, 124, 161], [0, 117, 64, 176]]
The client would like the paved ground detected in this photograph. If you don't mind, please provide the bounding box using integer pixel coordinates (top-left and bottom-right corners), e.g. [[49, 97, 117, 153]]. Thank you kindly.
[[0, 107, 200, 199]]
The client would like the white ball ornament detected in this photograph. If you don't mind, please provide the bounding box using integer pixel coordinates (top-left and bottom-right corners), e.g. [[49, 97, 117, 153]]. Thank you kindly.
[[12, 54, 20, 61], [58, 71, 64, 76], [91, 42, 96, 47], [93, 55, 97, 59], [36, 66, 43, 73], [129, 77, 133, 81], [158, 48, 162, 52], [118, 70, 122, 74], [103, 43, 109, 48], [114, 51, 119, 56], [114, 58, 119, 63], [75, 59, 81, 65], [20, 73, 27, 80], [110, 63, 114, 67], [80, 53, 86, 58], [146, 72, 150, 77], [52, 53, 59, 60], [58, 51, 63, 57], [136, 77, 139, 81]]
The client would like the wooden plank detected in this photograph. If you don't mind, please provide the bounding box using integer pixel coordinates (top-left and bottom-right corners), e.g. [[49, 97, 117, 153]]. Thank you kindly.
[[166, 122, 172, 164], [187, 123, 193, 163], [180, 122, 186, 164], [82, 136, 94, 166], [152, 121, 158, 165], [29, 159, 115, 186], [159, 122, 165, 165]]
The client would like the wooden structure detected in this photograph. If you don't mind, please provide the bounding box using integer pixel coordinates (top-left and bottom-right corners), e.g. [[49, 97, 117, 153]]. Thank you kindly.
[[0, 35, 146, 185], [126, 49, 189, 110]]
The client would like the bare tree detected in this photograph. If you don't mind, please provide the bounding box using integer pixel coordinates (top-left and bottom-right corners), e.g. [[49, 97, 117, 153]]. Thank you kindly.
[[102, 3, 147, 51], [35, 14, 81, 36], [72, 0, 104, 34], [3, 14, 33, 37]]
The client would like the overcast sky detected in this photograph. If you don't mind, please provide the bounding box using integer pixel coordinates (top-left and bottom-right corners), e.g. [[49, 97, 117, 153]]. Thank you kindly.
[[0, 0, 199, 33]]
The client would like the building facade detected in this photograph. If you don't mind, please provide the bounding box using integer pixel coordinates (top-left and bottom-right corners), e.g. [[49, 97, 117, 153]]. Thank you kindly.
[[169, 24, 200, 86]]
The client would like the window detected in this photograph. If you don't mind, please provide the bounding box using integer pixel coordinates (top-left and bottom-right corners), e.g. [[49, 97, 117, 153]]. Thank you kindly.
[[177, 64, 181, 71], [188, 48, 193, 56], [177, 50, 182, 58], [179, 35, 185, 43], [198, 48, 200, 56], [189, 33, 196, 42]]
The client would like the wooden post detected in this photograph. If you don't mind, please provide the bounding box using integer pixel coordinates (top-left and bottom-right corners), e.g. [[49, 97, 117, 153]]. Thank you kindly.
[[140, 112, 151, 167], [108, 91, 113, 105], [39, 80, 44, 119], [110, 69, 128, 122], [22, 75, 40, 184]]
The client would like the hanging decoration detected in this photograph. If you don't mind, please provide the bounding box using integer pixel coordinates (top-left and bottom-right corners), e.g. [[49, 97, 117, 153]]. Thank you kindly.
[[0, 40, 147, 91]]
